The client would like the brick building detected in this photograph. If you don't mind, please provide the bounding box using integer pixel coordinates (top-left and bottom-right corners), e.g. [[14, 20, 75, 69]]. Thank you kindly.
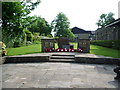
[[95, 18, 120, 40], [71, 27, 95, 41]]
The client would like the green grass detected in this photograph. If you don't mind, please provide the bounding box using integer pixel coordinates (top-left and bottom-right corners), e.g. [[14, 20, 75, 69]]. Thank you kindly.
[[6, 44, 41, 56], [90, 45, 120, 58], [6, 43, 120, 58], [55, 43, 58, 49], [70, 42, 77, 49]]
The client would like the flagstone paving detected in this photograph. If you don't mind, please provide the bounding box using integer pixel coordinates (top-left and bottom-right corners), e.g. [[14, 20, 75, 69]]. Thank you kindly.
[[1, 62, 120, 88], [8, 52, 113, 58]]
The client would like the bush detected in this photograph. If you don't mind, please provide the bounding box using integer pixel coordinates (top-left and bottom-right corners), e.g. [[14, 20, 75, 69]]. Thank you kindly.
[[13, 40, 21, 48], [47, 34, 53, 38], [33, 40, 40, 44], [23, 29, 33, 42], [33, 33, 41, 42], [26, 41, 33, 46], [90, 40, 120, 50]]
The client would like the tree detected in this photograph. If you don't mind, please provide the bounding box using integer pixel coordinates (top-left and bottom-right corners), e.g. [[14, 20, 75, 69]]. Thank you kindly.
[[51, 12, 75, 39], [2, 1, 40, 47], [2, 1, 40, 33], [29, 16, 52, 36], [96, 12, 115, 28]]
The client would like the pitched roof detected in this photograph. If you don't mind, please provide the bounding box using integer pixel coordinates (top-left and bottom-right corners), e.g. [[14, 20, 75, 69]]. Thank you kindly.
[[71, 27, 91, 34], [105, 18, 120, 27]]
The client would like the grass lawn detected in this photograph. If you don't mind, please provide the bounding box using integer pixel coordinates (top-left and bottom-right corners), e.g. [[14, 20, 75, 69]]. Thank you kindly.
[[6, 44, 41, 56], [90, 45, 120, 58], [6, 43, 120, 58]]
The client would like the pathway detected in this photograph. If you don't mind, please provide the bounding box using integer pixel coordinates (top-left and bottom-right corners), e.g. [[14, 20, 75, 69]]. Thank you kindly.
[[2, 62, 120, 88]]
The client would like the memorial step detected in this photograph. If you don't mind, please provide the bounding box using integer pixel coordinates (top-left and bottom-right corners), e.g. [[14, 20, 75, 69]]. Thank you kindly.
[[49, 54, 75, 62], [52, 54, 75, 57], [50, 56, 75, 59], [49, 59, 75, 62]]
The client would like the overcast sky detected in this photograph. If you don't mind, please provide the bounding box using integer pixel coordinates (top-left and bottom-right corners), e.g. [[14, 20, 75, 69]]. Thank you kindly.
[[29, 0, 119, 31]]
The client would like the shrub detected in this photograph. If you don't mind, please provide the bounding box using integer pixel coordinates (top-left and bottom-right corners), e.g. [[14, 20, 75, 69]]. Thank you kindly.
[[13, 40, 21, 48], [33, 33, 41, 42], [33, 40, 40, 44], [26, 41, 33, 46], [90, 40, 120, 50], [23, 29, 33, 42], [47, 34, 53, 38]]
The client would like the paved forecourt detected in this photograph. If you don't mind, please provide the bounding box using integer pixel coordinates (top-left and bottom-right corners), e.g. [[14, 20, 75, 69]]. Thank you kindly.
[[2, 62, 120, 88]]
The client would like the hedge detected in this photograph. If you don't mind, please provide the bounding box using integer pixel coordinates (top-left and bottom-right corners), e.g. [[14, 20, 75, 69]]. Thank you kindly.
[[90, 40, 120, 50]]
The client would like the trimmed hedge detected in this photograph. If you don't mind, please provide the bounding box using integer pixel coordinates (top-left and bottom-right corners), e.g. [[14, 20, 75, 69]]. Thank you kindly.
[[90, 40, 120, 50]]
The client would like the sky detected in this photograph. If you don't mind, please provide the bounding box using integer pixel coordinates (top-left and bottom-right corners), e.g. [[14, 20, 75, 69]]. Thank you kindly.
[[29, 0, 119, 31]]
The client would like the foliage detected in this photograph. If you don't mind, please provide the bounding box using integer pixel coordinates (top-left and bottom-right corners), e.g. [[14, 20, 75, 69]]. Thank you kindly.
[[13, 40, 21, 48], [22, 30, 27, 46], [28, 16, 52, 36], [90, 40, 120, 50], [33, 33, 41, 42], [96, 12, 115, 28], [47, 34, 53, 38], [33, 40, 41, 44], [26, 41, 33, 45], [51, 12, 75, 39], [23, 29, 33, 42], [21, 16, 37, 28], [2, 1, 40, 47]]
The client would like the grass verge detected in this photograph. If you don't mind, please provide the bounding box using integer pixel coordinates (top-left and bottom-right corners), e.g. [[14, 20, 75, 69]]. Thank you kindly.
[[90, 45, 120, 58], [6, 44, 41, 56], [6, 43, 120, 58]]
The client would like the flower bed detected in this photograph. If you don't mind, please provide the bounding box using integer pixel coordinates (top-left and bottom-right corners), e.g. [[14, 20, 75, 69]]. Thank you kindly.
[[45, 48, 83, 52]]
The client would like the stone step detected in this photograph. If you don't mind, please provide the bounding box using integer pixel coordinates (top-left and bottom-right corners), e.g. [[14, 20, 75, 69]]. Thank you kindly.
[[4, 56, 49, 63], [50, 56, 75, 59], [49, 59, 75, 62], [52, 54, 75, 57]]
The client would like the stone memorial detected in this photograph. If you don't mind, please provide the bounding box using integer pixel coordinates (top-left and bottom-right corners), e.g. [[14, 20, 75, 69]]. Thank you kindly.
[[57, 37, 73, 49], [78, 39, 90, 53], [41, 38, 55, 52]]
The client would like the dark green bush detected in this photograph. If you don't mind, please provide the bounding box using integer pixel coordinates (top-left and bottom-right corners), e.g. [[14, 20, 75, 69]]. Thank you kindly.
[[26, 41, 33, 46], [23, 29, 33, 42], [33, 40, 40, 44], [90, 40, 120, 50], [13, 40, 21, 48]]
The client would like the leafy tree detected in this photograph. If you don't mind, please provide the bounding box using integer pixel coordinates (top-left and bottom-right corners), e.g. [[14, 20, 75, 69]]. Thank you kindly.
[[29, 16, 52, 36], [23, 29, 33, 42], [22, 16, 37, 29], [2, 1, 40, 47], [96, 12, 115, 28], [51, 12, 75, 39]]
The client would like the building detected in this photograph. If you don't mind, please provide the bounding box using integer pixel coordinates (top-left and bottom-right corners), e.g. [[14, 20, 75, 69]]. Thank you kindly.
[[71, 27, 94, 41], [95, 18, 120, 40]]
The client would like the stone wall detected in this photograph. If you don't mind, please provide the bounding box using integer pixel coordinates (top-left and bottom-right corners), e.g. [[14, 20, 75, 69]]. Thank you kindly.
[[74, 33, 90, 41], [41, 39, 55, 52], [57, 38, 69, 48], [74, 34, 90, 39], [96, 22, 120, 40], [77, 39, 90, 53]]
